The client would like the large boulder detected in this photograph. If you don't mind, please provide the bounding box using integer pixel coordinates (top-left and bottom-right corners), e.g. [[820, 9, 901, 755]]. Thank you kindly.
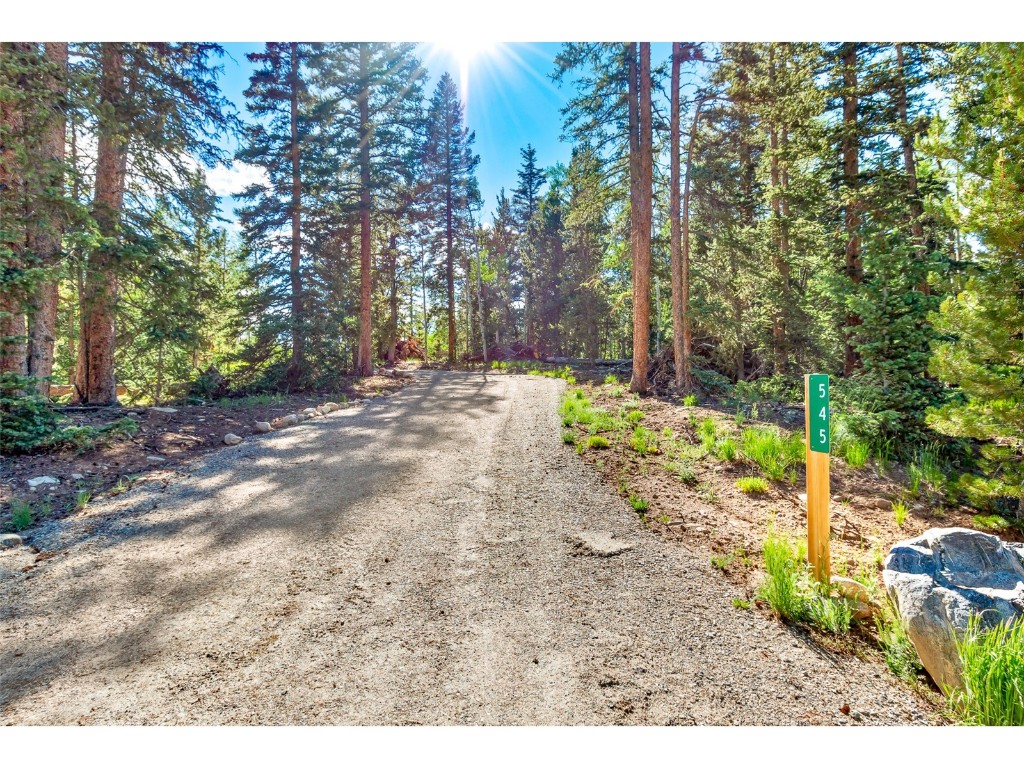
[[883, 527, 1024, 691]]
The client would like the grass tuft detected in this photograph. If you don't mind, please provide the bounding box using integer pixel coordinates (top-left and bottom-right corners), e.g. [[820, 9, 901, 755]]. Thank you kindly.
[[586, 435, 610, 450], [628, 492, 650, 513], [949, 615, 1024, 726], [9, 499, 33, 531], [741, 427, 804, 481], [892, 500, 909, 527], [736, 476, 770, 494], [682, 394, 698, 407]]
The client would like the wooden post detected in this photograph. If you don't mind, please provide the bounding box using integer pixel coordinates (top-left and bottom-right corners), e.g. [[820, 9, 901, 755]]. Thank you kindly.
[[805, 374, 831, 582]]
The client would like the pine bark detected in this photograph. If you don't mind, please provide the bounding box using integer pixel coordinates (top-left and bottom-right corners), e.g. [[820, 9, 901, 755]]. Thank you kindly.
[[628, 43, 652, 394], [75, 42, 126, 404], [356, 44, 374, 377], [26, 42, 67, 395]]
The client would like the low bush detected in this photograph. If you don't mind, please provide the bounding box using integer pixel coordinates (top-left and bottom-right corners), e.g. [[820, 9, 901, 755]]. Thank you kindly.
[[9, 499, 34, 531], [561, 431, 576, 445], [586, 435, 610, 450], [843, 439, 870, 468], [681, 394, 698, 407]]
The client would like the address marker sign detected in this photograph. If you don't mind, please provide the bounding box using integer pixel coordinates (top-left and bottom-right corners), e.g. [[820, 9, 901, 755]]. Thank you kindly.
[[807, 374, 830, 453], [804, 374, 831, 582]]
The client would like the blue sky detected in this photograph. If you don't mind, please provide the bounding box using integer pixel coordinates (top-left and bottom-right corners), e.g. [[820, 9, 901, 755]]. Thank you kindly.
[[210, 42, 679, 229]]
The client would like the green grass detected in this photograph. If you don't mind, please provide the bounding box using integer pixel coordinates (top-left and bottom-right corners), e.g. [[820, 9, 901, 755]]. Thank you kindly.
[[842, 439, 870, 468], [628, 492, 650, 513], [666, 461, 698, 485], [216, 393, 285, 407], [586, 435, 610, 450], [972, 514, 1011, 532], [697, 417, 718, 451], [758, 529, 806, 622], [714, 436, 738, 462], [907, 462, 923, 497], [9, 499, 33, 531], [875, 599, 923, 684], [893, 500, 909, 527], [736, 476, 770, 494], [949, 615, 1024, 726], [561, 431, 576, 445], [74, 490, 92, 511], [629, 426, 659, 455], [603, 373, 619, 385], [756, 527, 853, 634], [559, 389, 593, 426], [682, 394, 698, 407], [625, 409, 644, 426], [732, 597, 751, 609], [740, 427, 804, 481]]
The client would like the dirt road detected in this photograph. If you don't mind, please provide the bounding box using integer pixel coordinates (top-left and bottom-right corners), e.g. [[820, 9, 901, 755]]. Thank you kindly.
[[0, 371, 935, 724]]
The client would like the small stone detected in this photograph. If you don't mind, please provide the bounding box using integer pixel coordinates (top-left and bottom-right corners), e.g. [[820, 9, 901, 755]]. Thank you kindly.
[[567, 532, 635, 558], [840, 703, 850, 715], [223, 433, 243, 446], [27, 476, 59, 488], [323, 402, 341, 412], [851, 711, 862, 721], [149, 407, 178, 414], [831, 576, 872, 604], [255, 421, 272, 433], [294, 412, 308, 422], [70, 473, 85, 481], [273, 414, 299, 428], [302, 407, 318, 417], [0, 533, 23, 550], [145, 456, 166, 464]]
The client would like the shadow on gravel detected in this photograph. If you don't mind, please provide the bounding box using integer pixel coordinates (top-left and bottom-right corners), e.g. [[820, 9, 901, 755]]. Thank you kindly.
[[0, 370, 517, 718]]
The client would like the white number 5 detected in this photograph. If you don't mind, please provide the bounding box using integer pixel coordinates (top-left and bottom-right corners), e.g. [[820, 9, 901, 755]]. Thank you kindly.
[[818, 383, 826, 397], [819, 428, 827, 444]]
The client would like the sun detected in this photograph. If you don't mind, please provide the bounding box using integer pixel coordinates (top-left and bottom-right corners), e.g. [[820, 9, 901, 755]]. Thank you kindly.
[[435, 41, 499, 68]]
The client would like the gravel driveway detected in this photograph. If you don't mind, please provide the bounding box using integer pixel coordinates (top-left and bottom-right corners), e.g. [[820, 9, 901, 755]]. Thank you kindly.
[[0, 371, 937, 724]]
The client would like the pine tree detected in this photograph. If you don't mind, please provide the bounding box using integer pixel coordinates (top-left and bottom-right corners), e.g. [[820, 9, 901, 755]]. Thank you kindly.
[[419, 73, 479, 364], [925, 44, 1024, 452]]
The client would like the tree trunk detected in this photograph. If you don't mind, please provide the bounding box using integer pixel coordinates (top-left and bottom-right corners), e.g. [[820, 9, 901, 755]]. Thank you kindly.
[[842, 42, 862, 376], [681, 95, 703, 393], [895, 43, 929, 295], [287, 42, 305, 386], [356, 44, 374, 377], [26, 42, 68, 396], [445, 114, 456, 364], [628, 43, 652, 395], [473, 220, 487, 364], [387, 233, 399, 364], [75, 42, 126, 404]]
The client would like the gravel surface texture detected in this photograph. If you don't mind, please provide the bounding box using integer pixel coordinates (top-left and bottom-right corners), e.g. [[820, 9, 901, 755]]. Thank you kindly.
[[0, 371, 937, 724]]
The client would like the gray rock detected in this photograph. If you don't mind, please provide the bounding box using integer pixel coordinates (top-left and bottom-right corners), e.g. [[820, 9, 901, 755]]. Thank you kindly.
[[302, 407, 318, 417], [70, 473, 85, 481], [149, 406, 178, 414], [255, 421, 273, 433], [567, 532, 635, 558], [27, 476, 59, 488], [0, 533, 23, 550], [145, 455, 166, 464], [223, 433, 243, 446], [273, 414, 299, 428], [323, 402, 341, 412], [883, 527, 1024, 691]]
